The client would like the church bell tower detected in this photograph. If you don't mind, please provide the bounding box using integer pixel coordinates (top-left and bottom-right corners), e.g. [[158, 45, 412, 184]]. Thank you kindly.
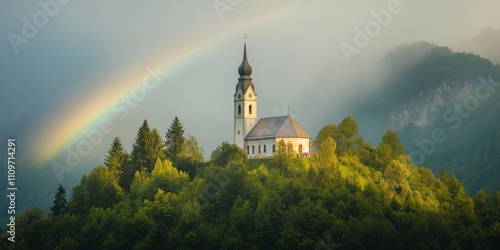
[[234, 38, 257, 149]]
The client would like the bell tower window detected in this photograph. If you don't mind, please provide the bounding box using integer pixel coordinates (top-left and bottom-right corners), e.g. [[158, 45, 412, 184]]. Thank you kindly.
[[249, 105, 252, 114], [238, 105, 241, 115]]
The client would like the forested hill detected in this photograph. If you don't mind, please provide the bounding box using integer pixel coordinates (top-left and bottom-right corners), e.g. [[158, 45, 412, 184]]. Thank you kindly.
[[2, 117, 500, 249], [356, 42, 500, 195]]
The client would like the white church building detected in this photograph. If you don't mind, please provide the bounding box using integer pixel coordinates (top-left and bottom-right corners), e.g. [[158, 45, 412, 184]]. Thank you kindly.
[[233, 41, 311, 158]]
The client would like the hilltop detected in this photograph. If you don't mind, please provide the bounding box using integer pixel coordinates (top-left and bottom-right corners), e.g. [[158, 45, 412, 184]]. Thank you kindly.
[[2, 116, 499, 249]]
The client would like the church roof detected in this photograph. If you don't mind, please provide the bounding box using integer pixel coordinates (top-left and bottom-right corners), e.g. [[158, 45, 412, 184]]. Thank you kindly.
[[235, 43, 256, 95], [245, 115, 311, 141]]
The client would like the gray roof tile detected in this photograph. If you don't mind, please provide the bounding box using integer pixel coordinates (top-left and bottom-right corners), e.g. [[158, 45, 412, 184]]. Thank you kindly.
[[245, 115, 311, 140]]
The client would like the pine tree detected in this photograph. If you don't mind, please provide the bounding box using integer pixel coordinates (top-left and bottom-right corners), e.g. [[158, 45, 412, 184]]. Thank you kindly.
[[131, 120, 154, 172], [149, 129, 166, 171], [50, 184, 68, 216], [117, 151, 132, 192], [165, 116, 185, 162], [118, 155, 132, 192], [104, 137, 127, 169]]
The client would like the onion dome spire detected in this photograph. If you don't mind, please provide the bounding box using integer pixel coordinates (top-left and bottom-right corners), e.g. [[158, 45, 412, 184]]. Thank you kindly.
[[235, 34, 256, 95], [238, 34, 252, 80], [238, 42, 253, 78]]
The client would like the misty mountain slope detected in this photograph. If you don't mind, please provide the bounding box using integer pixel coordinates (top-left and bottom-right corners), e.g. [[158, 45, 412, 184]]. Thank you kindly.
[[359, 42, 500, 195], [387, 78, 486, 129]]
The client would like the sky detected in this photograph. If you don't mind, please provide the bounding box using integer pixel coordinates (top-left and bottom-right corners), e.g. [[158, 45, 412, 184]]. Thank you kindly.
[[1, 0, 500, 211]]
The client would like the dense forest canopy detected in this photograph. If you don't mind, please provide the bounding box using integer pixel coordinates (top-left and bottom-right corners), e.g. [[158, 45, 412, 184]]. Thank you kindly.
[[3, 116, 500, 249]]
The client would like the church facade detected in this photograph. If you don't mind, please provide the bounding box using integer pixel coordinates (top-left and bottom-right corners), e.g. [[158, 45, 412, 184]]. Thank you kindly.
[[233, 42, 311, 158]]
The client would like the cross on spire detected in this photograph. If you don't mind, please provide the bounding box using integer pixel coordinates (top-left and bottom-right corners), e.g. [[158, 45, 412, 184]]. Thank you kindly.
[[243, 34, 248, 43]]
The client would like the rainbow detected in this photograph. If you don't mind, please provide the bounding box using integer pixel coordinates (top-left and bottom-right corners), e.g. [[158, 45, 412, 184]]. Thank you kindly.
[[34, 38, 217, 166], [33, 5, 299, 167]]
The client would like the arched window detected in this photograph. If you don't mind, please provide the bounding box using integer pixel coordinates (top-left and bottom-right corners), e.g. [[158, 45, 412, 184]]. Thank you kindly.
[[238, 105, 241, 115], [298, 144, 303, 154], [247, 146, 250, 155], [272, 144, 276, 153], [264, 145, 267, 153], [249, 105, 252, 114], [258, 145, 261, 154], [252, 145, 255, 154]]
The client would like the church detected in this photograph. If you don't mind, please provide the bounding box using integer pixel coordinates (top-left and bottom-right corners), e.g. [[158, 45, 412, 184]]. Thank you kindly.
[[233, 40, 311, 158]]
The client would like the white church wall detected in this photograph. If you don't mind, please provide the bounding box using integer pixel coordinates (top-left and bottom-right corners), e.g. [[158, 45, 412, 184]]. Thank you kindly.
[[246, 138, 275, 158]]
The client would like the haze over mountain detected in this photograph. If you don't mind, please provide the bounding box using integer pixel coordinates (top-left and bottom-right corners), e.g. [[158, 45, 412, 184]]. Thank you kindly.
[[352, 42, 500, 194], [452, 27, 500, 65]]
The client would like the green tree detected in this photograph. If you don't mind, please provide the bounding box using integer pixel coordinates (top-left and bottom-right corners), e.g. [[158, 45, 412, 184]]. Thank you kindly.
[[104, 137, 127, 169], [50, 184, 68, 216], [104, 137, 133, 191], [117, 153, 133, 192], [165, 116, 185, 162], [131, 120, 155, 172], [80, 207, 121, 249], [210, 141, 247, 167], [150, 128, 167, 169], [336, 116, 364, 156], [181, 134, 204, 163], [314, 124, 338, 151], [149, 159, 190, 197], [317, 137, 340, 181], [13, 207, 50, 249], [68, 166, 124, 214], [380, 129, 405, 157], [384, 156, 411, 198], [55, 236, 78, 250], [254, 191, 283, 246], [176, 134, 204, 178], [229, 197, 254, 237], [473, 190, 490, 226], [373, 143, 393, 170], [318, 137, 337, 167], [274, 139, 294, 175]]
